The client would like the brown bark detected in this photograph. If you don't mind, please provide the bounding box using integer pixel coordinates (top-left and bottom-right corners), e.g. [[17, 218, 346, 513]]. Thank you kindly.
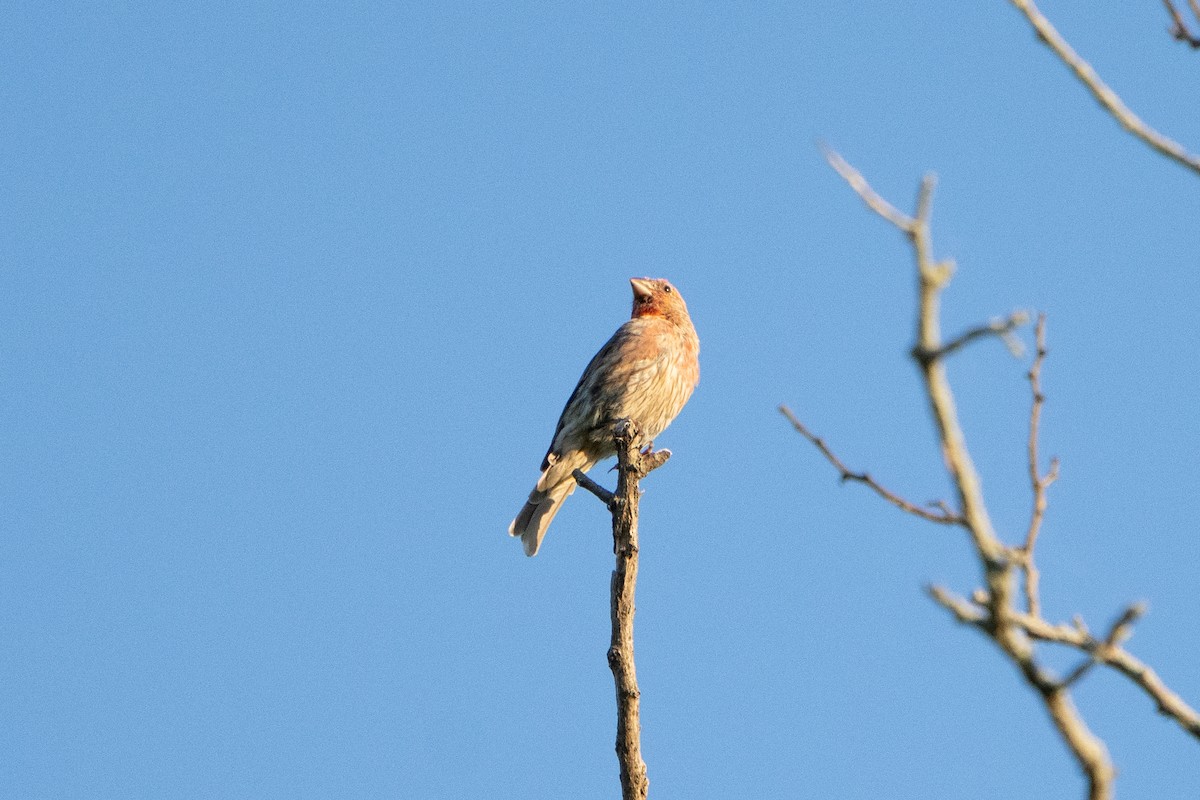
[[575, 418, 671, 800]]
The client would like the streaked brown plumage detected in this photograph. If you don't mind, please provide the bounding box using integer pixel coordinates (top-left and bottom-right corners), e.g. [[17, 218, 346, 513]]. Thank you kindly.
[[509, 277, 700, 556]]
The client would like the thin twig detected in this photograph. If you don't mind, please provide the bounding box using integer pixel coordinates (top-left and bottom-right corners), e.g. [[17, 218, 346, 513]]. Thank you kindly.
[[779, 404, 962, 525], [1020, 314, 1058, 617], [1164, 0, 1200, 47], [1008, 0, 1200, 176], [1013, 609, 1200, 741], [574, 469, 616, 508], [926, 311, 1030, 362], [821, 144, 916, 233], [928, 584, 987, 626], [1060, 603, 1146, 688]]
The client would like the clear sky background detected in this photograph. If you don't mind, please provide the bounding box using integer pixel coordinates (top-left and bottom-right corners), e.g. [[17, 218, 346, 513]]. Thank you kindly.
[[4, 2, 1199, 798]]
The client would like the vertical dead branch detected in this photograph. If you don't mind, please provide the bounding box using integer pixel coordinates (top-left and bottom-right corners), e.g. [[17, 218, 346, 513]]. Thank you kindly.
[[608, 420, 650, 800], [574, 418, 671, 800], [1021, 314, 1058, 617]]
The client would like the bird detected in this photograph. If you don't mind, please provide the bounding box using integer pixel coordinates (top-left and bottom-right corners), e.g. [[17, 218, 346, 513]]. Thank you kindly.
[[509, 277, 700, 556]]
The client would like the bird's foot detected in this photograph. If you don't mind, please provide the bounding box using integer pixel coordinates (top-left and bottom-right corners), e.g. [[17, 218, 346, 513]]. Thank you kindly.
[[606, 441, 671, 472]]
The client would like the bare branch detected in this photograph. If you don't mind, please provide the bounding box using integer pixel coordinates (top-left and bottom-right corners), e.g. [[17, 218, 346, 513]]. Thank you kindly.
[[820, 150, 1007, 568], [907, 185, 1008, 570], [827, 149, 1115, 797], [1020, 314, 1058, 617], [928, 584, 987, 626], [638, 447, 672, 475], [1014, 610, 1200, 741], [779, 404, 962, 525], [928, 586, 1117, 798], [927, 311, 1030, 362], [574, 469, 616, 507], [821, 144, 916, 233], [1060, 603, 1146, 688], [1164, 0, 1200, 47], [574, 419, 664, 800], [822, 148, 1200, 796], [1042, 691, 1116, 800], [1008, 0, 1200, 176]]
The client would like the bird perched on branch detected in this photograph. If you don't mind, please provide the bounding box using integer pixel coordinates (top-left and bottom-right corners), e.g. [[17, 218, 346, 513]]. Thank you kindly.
[[509, 278, 700, 556]]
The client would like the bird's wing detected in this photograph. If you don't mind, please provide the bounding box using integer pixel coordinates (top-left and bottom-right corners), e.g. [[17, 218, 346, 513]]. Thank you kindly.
[[539, 321, 657, 470]]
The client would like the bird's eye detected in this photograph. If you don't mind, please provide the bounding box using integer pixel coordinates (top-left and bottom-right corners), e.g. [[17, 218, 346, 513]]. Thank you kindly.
[[663, 285, 672, 293]]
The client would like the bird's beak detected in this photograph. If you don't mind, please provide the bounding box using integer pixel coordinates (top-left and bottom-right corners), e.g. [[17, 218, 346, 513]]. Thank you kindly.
[[630, 278, 654, 300]]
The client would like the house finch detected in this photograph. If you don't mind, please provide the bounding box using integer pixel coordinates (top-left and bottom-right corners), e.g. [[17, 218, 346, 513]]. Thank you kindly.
[[509, 277, 700, 556]]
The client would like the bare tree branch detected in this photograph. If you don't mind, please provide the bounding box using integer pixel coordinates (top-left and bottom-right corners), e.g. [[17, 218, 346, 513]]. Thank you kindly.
[[1060, 603, 1146, 688], [1015, 610, 1200, 741], [892, 160, 1130, 797], [575, 418, 671, 800], [778, 405, 962, 525], [926, 582, 1114, 797], [800, 145, 1200, 794], [802, 150, 1136, 798], [1007, 0, 1200, 176], [928, 584, 987, 626], [574, 469, 616, 507], [821, 144, 917, 233], [933, 579, 1200, 745], [1164, 0, 1200, 48], [933, 312, 1030, 361], [1019, 314, 1058, 617]]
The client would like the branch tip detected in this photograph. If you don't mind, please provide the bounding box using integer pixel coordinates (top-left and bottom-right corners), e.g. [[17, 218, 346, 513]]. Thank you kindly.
[[1011, 0, 1200, 175], [780, 405, 962, 525], [822, 146, 917, 233], [574, 469, 616, 507]]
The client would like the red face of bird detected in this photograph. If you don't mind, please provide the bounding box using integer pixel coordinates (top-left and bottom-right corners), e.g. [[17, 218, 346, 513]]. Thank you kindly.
[[629, 277, 690, 323]]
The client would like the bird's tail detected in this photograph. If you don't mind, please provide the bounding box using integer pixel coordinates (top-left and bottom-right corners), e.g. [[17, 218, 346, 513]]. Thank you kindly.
[[509, 479, 577, 557], [509, 451, 593, 556]]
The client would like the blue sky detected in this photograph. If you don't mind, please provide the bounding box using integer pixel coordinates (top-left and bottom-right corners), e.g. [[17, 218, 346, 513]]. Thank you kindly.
[[4, 2, 1199, 798]]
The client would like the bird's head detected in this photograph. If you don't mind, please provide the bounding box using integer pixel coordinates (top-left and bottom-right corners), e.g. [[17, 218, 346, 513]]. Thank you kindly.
[[629, 278, 691, 325]]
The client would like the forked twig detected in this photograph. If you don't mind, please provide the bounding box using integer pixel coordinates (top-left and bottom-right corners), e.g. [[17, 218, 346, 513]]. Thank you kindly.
[[779, 405, 962, 525]]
